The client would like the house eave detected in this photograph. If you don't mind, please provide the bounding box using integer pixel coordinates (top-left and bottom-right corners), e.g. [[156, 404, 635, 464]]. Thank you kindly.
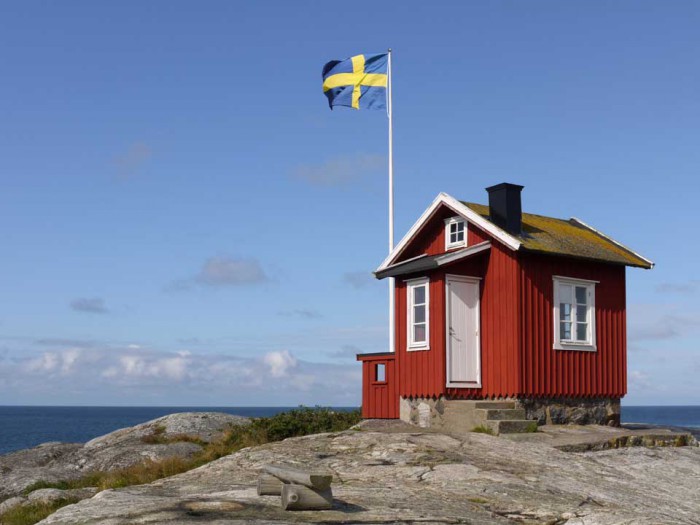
[[374, 241, 492, 280]]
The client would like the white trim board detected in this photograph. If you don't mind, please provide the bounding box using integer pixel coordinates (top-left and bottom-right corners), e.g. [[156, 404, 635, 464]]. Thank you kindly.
[[376, 193, 521, 272]]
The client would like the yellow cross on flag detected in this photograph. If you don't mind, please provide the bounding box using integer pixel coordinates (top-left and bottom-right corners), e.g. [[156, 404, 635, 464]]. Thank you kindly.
[[322, 53, 388, 110]]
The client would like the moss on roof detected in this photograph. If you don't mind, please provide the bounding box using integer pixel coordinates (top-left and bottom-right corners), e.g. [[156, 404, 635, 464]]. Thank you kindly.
[[462, 202, 652, 269]]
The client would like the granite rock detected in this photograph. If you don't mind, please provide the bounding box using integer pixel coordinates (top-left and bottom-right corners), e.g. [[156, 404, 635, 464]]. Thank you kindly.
[[36, 428, 700, 525], [0, 412, 249, 500]]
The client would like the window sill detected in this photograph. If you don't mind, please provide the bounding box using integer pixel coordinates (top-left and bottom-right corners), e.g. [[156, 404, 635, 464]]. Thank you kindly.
[[446, 381, 482, 389], [445, 242, 466, 251], [554, 343, 597, 352], [371, 381, 388, 386], [407, 346, 430, 352]]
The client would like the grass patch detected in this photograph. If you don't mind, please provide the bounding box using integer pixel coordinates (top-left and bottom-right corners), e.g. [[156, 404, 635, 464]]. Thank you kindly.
[[468, 497, 489, 504], [0, 498, 80, 525], [524, 422, 539, 433], [140, 425, 207, 447], [23, 407, 361, 494], [471, 425, 496, 436]]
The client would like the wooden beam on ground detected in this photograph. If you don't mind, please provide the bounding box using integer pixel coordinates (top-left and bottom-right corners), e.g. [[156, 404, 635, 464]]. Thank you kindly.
[[257, 473, 283, 496], [281, 483, 333, 511], [263, 464, 333, 491]]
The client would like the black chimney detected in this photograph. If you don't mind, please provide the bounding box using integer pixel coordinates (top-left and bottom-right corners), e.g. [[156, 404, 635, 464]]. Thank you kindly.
[[485, 183, 524, 235]]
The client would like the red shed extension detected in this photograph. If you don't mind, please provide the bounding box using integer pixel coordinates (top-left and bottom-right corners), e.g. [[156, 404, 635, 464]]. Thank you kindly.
[[358, 184, 652, 431]]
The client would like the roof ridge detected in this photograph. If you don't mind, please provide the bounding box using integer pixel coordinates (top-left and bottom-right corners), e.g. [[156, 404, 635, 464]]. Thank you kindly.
[[461, 200, 573, 223]]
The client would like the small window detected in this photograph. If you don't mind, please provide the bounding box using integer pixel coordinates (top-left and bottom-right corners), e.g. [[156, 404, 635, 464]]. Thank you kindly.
[[444, 217, 467, 249], [375, 363, 386, 382], [407, 277, 430, 350], [553, 276, 597, 351]]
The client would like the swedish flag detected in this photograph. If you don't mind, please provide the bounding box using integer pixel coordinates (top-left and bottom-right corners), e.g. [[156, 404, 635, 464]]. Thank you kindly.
[[322, 53, 388, 110]]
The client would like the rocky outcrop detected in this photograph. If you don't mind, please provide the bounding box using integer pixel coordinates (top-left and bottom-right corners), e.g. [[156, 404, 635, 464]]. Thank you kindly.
[[0, 412, 248, 500], [36, 425, 700, 524]]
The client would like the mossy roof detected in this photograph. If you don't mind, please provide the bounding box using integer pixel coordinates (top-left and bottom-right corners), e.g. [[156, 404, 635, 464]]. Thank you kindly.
[[462, 202, 653, 269]]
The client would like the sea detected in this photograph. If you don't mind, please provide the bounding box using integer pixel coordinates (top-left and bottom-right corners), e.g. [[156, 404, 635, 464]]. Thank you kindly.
[[0, 405, 698, 456]]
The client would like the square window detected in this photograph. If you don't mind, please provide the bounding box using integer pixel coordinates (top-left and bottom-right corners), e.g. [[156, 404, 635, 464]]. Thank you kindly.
[[445, 218, 467, 249], [554, 277, 596, 351]]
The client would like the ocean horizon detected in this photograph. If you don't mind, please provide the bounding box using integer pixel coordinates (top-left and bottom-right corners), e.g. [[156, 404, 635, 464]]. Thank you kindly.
[[0, 404, 698, 456]]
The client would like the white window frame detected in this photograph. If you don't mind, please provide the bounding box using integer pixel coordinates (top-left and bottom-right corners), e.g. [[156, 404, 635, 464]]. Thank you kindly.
[[406, 277, 430, 351], [444, 217, 467, 250], [553, 276, 597, 352]]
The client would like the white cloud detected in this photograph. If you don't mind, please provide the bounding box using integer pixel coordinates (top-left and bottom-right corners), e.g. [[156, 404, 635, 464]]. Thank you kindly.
[[343, 271, 376, 289], [26, 348, 82, 375], [628, 370, 652, 390], [196, 256, 267, 286], [1, 343, 359, 406], [293, 154, 385, 187], [70, 297, 109, 314], [277, 309, 323, 319], [263, 350, 297, 378], [168, 256, 268, 290], [655, 280, 700, 294], [628, 304, 700, 341], [327, 344, 362, 359]]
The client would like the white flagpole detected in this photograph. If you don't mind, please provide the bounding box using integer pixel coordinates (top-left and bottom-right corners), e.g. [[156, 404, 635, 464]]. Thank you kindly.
[[387, 48, 395, 353]]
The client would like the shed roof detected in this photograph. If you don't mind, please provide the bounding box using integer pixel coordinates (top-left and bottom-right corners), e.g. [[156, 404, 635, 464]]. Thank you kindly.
[[375, 241, 491, 279], [462, 202, 653, 269]]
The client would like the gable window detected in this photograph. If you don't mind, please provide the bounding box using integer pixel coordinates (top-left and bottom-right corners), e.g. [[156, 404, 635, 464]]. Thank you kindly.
[[407, 277, 430, 350], [553, 276, 597, 351], [445, 217, 467, 250]]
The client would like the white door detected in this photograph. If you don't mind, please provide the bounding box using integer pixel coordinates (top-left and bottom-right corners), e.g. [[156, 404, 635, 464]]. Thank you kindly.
[[446, 276, 481, 387]]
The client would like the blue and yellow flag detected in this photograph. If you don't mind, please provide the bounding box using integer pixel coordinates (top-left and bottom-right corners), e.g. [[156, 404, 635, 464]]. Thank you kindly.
[[322, 53, 388, 111]]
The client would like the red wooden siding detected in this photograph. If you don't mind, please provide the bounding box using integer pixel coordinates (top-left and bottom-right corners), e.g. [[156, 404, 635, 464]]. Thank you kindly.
[[446, 240, 521, 399], [519, 253, 627, 398], [395, 222, 521, 400], [400, 205, 475, 259], [360, 203, 629, 417], [394, 272, 446, 398], [356, 353, 399, 418]]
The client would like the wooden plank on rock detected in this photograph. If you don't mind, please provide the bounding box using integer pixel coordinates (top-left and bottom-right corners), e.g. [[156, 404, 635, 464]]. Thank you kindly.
[[257, 473, 283, 496], [281, 483, 333, 511], [263, 464, 333, 490]]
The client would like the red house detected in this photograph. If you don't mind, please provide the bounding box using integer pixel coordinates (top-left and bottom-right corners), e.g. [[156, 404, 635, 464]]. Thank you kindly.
[[357, 184, 653, 433]]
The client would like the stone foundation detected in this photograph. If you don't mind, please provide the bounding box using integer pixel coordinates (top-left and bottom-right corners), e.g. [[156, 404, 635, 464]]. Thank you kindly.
[[399, 396, 446, 428], [515, 397, 621, 426], [400, 396, 622, 430]]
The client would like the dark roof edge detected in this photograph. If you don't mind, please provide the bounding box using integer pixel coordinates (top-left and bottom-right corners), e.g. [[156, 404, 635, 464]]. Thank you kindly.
[[374, 253, 430, 280], [356, 351, 396, 360], [374, 241, 492, 280]]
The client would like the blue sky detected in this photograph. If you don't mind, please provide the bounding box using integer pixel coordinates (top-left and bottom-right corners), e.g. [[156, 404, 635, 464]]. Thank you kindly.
[[0, 1, 697, 406]]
